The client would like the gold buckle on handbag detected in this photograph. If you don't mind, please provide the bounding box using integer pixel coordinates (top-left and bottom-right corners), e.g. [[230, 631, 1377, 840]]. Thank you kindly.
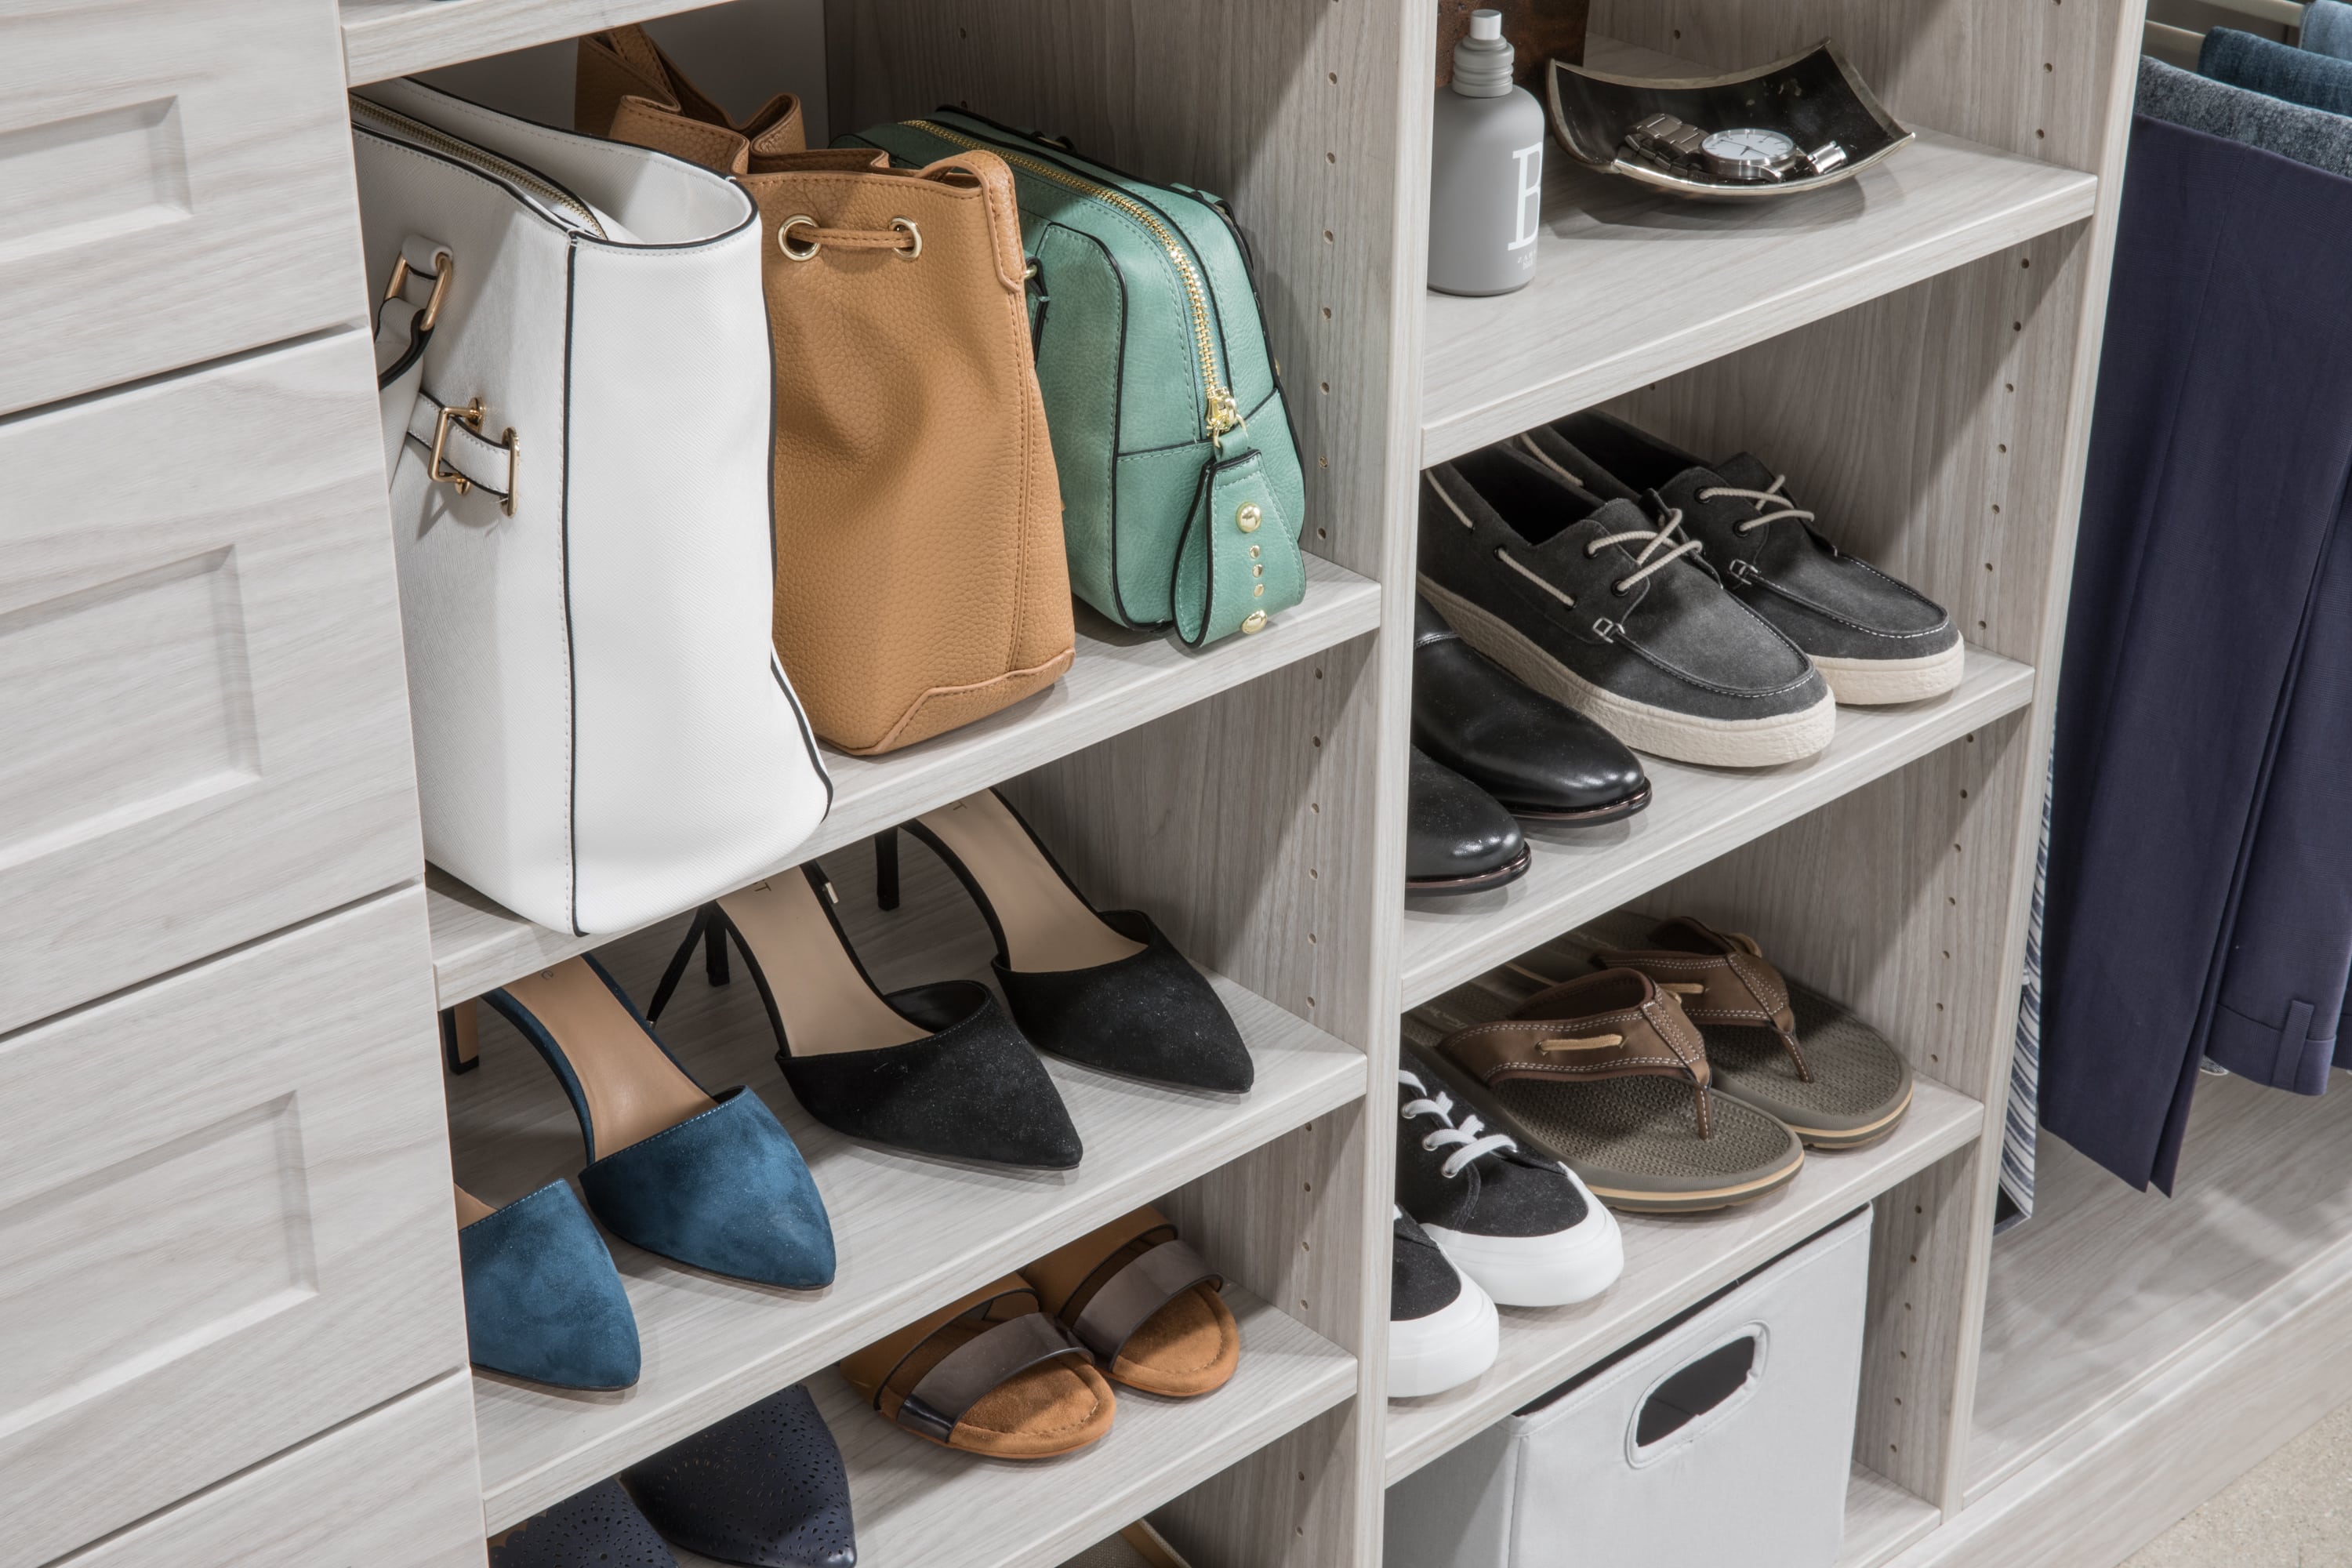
[[430, 397, 521, 517], [383, 251, 454, 331]]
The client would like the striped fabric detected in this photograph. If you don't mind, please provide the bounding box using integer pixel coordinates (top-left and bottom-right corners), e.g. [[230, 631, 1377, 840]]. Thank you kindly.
[[1998, 754, 2051, 1227]]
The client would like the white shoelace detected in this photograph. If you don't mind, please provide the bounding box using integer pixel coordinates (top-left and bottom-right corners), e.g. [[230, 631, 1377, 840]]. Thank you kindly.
[[1581, 508, 1704, 593], [1697, 474, 1816, 535], [1399, 1070, 1517, 1179]]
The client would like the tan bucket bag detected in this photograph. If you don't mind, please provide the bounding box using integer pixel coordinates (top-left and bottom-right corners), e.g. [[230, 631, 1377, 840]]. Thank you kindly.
[[577, 27, 1074, 756]]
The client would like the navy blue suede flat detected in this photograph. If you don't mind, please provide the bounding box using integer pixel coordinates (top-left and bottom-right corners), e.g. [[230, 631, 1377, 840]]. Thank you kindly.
[[622, 1384, 856, 1566], [459, 1179, 641, 1390], [488, 1479, 675, 1567], [483, 955, 835, 1291]]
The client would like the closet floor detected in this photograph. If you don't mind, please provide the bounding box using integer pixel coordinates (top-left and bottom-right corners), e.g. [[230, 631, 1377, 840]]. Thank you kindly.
[[2120, 1394, 2352, 1568], [1971, 1070, 2352, 1501]]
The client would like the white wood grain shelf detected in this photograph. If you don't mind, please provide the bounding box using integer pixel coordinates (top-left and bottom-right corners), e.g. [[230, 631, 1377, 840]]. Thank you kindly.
[[340, 0, 713, 83], [456, 837, 1368, 1529], [1967, 1069, 2352, 1504], [1382, 1076, 1983, 1484], [666, 1289, 1353, 1568], [1400, 644, 2034, 1011], [1418, 41, 2100, 467], [429, 554, 1381, 1005], [1838, 1464, 1941, 1568]]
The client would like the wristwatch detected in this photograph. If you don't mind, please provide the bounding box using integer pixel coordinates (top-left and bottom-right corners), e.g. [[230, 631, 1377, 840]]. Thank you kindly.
[[1620, 114, 1849, 183]]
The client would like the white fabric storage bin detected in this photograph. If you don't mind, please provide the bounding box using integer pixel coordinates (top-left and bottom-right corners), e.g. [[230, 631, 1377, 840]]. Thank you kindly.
[[1386, 1207, 1871, 1568]]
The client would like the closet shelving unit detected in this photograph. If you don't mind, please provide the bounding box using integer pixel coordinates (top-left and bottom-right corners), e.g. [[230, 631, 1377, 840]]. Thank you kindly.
[[34, 0, 2352, 1563]]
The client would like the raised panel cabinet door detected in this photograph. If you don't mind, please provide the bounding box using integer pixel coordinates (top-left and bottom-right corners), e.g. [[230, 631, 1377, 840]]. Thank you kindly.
[[0, 888, 466, 1568], [0, 0, 368, 414], [65, 1372, 487, 1568], [0, 328, 419, 1034]]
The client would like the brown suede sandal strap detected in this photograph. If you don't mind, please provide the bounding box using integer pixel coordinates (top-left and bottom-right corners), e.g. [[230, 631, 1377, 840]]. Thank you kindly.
[[1068, 1236, 1223, 1364], [1594, 917, 1811, 1081], [894, 1312, 1088, 1444], [1443, 968, 1717, 1137]]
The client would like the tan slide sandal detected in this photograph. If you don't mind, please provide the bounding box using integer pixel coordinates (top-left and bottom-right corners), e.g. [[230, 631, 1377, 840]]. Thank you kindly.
[[1024, 1206, 1240, 1398], [839, 1277, 1115, 1458]]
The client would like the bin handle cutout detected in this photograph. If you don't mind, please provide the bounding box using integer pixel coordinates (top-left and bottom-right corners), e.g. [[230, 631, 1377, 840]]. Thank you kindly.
[[1625, 1324, 1767, 1465]]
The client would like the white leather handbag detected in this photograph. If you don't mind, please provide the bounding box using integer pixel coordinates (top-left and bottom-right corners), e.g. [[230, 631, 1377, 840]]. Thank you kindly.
[[355, 78, 829, 935]]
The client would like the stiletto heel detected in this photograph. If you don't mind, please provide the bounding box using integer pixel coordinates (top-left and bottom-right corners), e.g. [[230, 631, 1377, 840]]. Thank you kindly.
[[484, 955, 834, 1288], [876, 826, 901, 911], [655, 862, 1082, 1169], [645, 906, 709, 1022], [706, 911, 731, 985], [441, 1000, 480, 1074], [904, 789, 1254, 1092]]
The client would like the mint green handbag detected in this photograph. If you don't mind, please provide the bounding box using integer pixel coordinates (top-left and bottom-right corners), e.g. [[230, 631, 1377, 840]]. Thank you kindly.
[[841, 110, 1308, 646]]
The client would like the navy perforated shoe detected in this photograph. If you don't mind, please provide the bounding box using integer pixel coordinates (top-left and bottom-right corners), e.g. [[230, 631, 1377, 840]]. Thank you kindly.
[[622, 1384, 856, 1567]]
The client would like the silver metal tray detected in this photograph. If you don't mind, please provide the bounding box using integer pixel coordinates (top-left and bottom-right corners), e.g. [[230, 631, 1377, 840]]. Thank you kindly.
[[1546, 41, 1913, 200]]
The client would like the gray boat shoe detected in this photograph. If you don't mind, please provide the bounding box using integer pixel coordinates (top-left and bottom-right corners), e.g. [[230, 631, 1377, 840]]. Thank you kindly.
[[1418, 444, 1835, 768], [1527, 411, 1963, 706]]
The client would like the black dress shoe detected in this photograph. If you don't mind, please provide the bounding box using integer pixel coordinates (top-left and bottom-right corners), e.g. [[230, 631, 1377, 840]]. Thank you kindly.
[[1414, 597, 1650, 822], [1408, 749, 1530, 895]]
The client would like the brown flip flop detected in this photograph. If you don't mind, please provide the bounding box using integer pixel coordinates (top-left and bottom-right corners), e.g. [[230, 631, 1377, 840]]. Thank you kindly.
[[1567, 915, 1916, 1150], [1024, 1207, 1239, 1398], [1410, 966, 1804, 1214], [838, 1276, 1115, 1457]]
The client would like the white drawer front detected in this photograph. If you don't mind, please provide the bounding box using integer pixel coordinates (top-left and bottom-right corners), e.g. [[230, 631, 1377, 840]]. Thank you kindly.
[[0, 329, 419, 1034], [0, 890, 466, 1568], [0, 0, 366, 414], [67, 1372, 485, 1568]]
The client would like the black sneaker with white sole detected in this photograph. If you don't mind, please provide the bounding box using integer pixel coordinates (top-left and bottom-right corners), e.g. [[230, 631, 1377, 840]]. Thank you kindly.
[[1397, 1051, 1623, 1307], [1419, 445, 1835, 768], [1530, 412, 1964, 706], [1389, 1208, 1497, 1399]]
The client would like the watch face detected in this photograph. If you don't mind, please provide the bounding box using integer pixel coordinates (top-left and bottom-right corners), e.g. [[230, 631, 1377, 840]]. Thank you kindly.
[[1701, 127, 1798, 165]]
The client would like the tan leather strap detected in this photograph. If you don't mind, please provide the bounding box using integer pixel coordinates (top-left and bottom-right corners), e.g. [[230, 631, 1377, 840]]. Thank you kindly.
[[1442, 968, 1716, 1137], [1594, 916, 1809, 1081], [896, 1312, 1087, 1443], [578, 24, 804, 173]]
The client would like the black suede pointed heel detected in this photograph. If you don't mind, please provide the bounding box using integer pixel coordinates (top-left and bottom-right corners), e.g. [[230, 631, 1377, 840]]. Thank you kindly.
[[881, 789, 1254, 1094], [651, 862, 1083, 1171]]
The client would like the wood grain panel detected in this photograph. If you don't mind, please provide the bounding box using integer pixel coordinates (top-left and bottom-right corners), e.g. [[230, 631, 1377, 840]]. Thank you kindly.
[[0, 330, 422, 1034], [1401, 648, 2034, 1011], [823, 1, 1427, 1560], [64, 1374, 485, 1568], [456, 835, 1364, 1529], [0, 0, 367, 412], [0, 889, 463, 1568], [1418, 39, 2096, 466], [1841, 1462, 1942, 1568], [426, 557, 1380, 1006], [1900, 1235, 2352, 1566], [1588, 0, 2132, 171], [1970, 1071, 2352, 1500], [342, 0, 717, 85]]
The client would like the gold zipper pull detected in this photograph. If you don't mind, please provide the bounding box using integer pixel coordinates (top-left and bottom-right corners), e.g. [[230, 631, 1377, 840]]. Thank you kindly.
[[1206, 388, 1241, 438]]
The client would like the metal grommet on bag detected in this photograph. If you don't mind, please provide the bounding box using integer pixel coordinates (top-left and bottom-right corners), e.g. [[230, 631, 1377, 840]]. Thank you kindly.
[[891, 217, 923, 260], [1236, 503, 1262, 533], [779, 215, 822, 261], [1241, 610, 1269, 634]]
